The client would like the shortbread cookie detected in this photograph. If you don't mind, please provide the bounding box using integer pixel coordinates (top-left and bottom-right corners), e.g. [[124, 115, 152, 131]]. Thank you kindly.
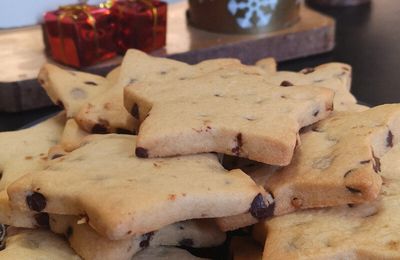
[[132, 246, 206, 260], [256, 143, 400, 259], [255, 57, 277, 74], [0, 191, 45, 228], [76, 50, 261, 134], [60, 119, 90, 152], [230, 236, 263, 260], [0, 228, 80, 259], [76, 86, 138, 134], [265, 104, 400, 216], [75, 49, 189, 134], [0, 113, 65, 191], [215, 163, 279, 231], [38, 64, 111, 118], [125, 60, 334, 165], [261, 63, 356, 111], [8, 134, 269, 240], [0, 114, 64, 228], [50, 214, 225, 260]]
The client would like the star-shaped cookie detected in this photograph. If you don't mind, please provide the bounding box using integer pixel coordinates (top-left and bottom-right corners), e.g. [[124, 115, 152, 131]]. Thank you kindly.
[[255, 141, 400, 259], [124, 60, 334, 165], [8, 134, 269, 240]]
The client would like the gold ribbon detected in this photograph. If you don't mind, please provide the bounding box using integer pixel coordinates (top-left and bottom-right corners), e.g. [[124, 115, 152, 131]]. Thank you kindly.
[[56, 4, 100, 65]]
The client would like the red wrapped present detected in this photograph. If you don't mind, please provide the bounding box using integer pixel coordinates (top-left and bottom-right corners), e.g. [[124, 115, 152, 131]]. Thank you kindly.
[[111, 0, 167, 53], [43, 4, 117, 68]]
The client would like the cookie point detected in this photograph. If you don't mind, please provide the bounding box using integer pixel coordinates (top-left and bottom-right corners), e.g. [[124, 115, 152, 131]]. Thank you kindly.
[[26, 192, 47, 212], [250, 193, 275, 219], [136, 147, 149, 158]]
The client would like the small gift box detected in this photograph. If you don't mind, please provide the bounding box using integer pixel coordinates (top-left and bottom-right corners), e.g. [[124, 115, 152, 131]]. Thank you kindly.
[[43, 3, 117, 68], [110, 0, 167, 53]]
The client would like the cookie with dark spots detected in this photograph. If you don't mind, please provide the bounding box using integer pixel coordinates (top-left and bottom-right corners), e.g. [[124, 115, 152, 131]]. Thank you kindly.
[[38, 63, 111, 118], [50, 214, 225, 260], [0, 228, 80, 259], [264, 104, 400, 216], [77, 52, 247, 135], [255, 143, 400, 259], [8, 134, 264, 240], [0, 114, 64, 228], [124, 52, 334, 165], [256, 62, 363, 112]]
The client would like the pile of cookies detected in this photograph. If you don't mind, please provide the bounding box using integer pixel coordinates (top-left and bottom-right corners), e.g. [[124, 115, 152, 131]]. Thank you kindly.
[[1, 49, 399, 259]]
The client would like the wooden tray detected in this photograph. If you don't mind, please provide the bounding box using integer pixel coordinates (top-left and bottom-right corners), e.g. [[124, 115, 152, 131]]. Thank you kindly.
[[0, 2, 335, 112]]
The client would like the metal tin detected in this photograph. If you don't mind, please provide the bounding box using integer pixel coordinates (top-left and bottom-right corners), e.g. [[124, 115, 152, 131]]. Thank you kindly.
[[187, 0, 301, 34]]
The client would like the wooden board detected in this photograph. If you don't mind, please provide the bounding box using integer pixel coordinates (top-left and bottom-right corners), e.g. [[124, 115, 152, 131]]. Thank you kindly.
[[0, 2, 335, 112]]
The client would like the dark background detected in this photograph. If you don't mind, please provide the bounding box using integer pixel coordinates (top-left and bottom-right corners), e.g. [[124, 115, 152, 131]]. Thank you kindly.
[[1, 0, 400, 131]]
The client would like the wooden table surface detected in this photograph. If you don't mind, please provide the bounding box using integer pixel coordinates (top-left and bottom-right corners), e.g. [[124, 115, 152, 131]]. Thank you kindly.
[[1, 0, 399, 131]]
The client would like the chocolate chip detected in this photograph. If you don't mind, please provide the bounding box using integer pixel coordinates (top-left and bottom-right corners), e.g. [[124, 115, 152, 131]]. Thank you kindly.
[[159, 71, 167, 75], [214, 94, 222, 97], [66, 226, 73, 239], [116, 128, 135, 135], [135, 147, 149, 158], [56, 100, 64, 109], [131, 103, 139, 120], [84, 81, 98, 86], [360, 160, 371, 164], [231, 133, 243, 156], [34, 213, 49, 227], [387, 130, 393, 148], [348, 204, 354, 208], [91, 124, 108, 134], [26, 192, 46, 212], [313, 110, 320, 117], [249, 193, 275, 219], [280, 80, 294, 87], [50, 154, 64, 160], [0, 171, 2, 181], [372, 151, 381, 173], [139, 232, 154, 248], [179, 238, 194, 247], [301, 67, 315, 74], [346, 186, 361, 193]]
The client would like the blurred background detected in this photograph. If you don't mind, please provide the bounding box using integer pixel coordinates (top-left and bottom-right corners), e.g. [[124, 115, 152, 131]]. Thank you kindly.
[[0, 0, 181, 28]]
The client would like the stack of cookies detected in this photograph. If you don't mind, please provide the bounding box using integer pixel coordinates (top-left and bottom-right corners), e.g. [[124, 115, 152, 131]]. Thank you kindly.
[[1, 49, 399, 260]]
